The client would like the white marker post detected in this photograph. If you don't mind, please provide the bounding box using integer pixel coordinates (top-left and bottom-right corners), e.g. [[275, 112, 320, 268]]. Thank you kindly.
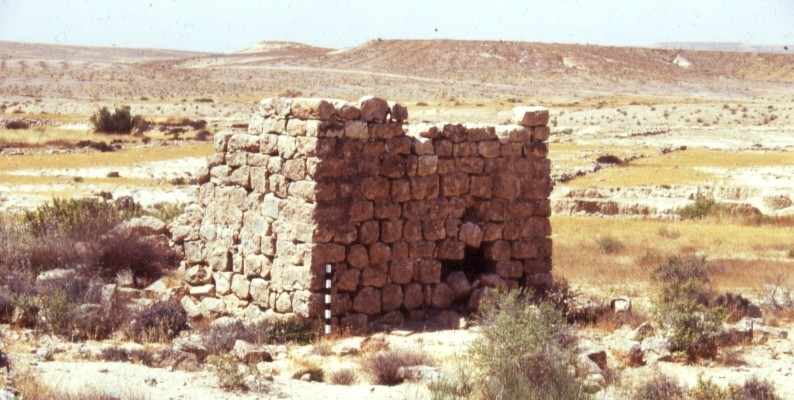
[[324, 264, 332, 335]]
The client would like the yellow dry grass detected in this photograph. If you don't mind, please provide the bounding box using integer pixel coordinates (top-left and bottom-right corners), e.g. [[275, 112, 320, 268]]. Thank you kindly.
[[0, 126, 181, 147], [564, 148, 794, 188], [0, 142, 213, 172], [552, 215, 794, 294]]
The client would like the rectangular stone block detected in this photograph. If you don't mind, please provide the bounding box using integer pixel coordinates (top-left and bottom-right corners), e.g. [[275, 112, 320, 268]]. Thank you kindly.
[[512, 106, 550, 127]]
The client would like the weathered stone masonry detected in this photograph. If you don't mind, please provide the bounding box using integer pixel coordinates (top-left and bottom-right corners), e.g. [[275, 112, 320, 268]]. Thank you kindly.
[[174, 96, 553, 326]]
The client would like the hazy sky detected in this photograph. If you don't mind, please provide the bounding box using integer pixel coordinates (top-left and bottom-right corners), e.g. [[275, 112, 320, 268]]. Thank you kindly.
[[0, 0, 792, 53]]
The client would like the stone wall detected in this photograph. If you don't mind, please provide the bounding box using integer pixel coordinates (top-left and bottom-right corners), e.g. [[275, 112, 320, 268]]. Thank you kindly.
[[173, 96, 553, 327]]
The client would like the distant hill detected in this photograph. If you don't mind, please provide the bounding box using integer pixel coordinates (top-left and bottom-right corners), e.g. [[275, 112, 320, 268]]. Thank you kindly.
[[653, 42, 792, 54], [187, 39, 794, 84]]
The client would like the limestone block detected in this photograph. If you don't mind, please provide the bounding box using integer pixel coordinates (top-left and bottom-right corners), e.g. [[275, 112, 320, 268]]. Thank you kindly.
[[441, 173, 469, 196], [382, 284, 404, 311], [337, 268, 361, 292], [493, 174, 521, 199], [402, 220, 423, 241], [260, 133, 279, 155], [464, 124, 497, 141], [231, 274, 251, 300], [258, 98, 276, 117], [442, 124, 467, 142], [313, 243, 346, 264], [250, 278, 269, 307], [380, 154, 406, 178], [214, 132, 233, 153], [374, 202, 401, 220], [410, 241, 436, 259], [446, 271, 472, 301], [347, 244, 369, 270], [334, 224, 358, 245], [359, 220, 380, 244], [417, 155, 438, 176], [277, 136, 297, 159], [431, 283, 455, 308], [380, 220, 403, 243], [213, 271, 233, 295], [369, 243, 392, 265], [458, 222, 484, 248], [417, 260, 441, 284], [391, 102, 408, 122], [353, 287, 381, 315], [371, 122, 405, 140], [361, 177, 390, 200], [438, 240, 464, 260], [344, 120, 369, 139], [227, 133, 260, 152], [422, 220, 446, 241], [512, 106, 550, 127], [484, 240, 511, 261], [335, 101, 361, 120], [403, 283, 423, 310], [532, 126, 551, 141], [290, 98, 336, 120], [512, 241, 539, 259], [495, 260, 523, 279], [275, 292, 292, 313], [359, 96, 390, 123], [361, 265, 388, 288], [389, 259, 414, 284], [386, 136, 412, 154]]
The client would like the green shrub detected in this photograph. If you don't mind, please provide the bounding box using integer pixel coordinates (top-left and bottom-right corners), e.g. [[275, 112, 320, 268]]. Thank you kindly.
[[128, 301, 187, 342], [471, 288, 585, 400], [90, 106, 144, 134], [652, 256, 725, 360], [689, 374, 728, 400], [207, 354, 251, 392], [632, 373, 686, 400], [677, 196, 721, 220]]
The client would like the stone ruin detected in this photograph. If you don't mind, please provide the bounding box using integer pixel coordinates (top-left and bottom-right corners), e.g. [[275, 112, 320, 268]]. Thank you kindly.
[[172, 96, 553, 328]]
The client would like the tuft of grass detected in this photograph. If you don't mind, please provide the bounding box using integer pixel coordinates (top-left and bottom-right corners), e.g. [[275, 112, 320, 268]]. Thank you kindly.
[[596, 235, 624, 254], [632, 373, 687, 400], [362, 349, 431, 386], [329, 368, 357, 385], [292, 367, 324, 382], [14, 372, 147, 400], [201, 319, 272, 355], [100, 346, 154, 366]]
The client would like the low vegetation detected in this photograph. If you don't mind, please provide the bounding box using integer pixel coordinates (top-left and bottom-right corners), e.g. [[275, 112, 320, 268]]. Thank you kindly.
[[634, 373, 781, 400], [652, 256, 726, 360], [362, 349, 431, 386], [470, 288, 585, 399], [90, 106, 145, 134]]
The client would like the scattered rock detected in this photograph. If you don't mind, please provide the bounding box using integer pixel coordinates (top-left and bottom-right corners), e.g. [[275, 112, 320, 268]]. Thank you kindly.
[[582, 373, 606, 393], [233, 340, 272, 363], [144, 375, 158, 387], [580, 345, 608, 371], [609, 338, 644, 367], [629, 322, 654, 341], [36, 268, 77, 286], [115, 269, 135, 288], [35, 347, 53, 362], [641, 336, 673, 365], [397, 365, 439, 382], [610, 297, 631, 313], [172, 339, 208, 361], [114, 216, 166, 236]]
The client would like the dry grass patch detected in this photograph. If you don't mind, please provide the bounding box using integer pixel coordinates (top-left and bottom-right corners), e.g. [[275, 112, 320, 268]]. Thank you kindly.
[[552, 216, 794, 291], [566, 148, 794, 188], [0, 142, 213, 172]]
